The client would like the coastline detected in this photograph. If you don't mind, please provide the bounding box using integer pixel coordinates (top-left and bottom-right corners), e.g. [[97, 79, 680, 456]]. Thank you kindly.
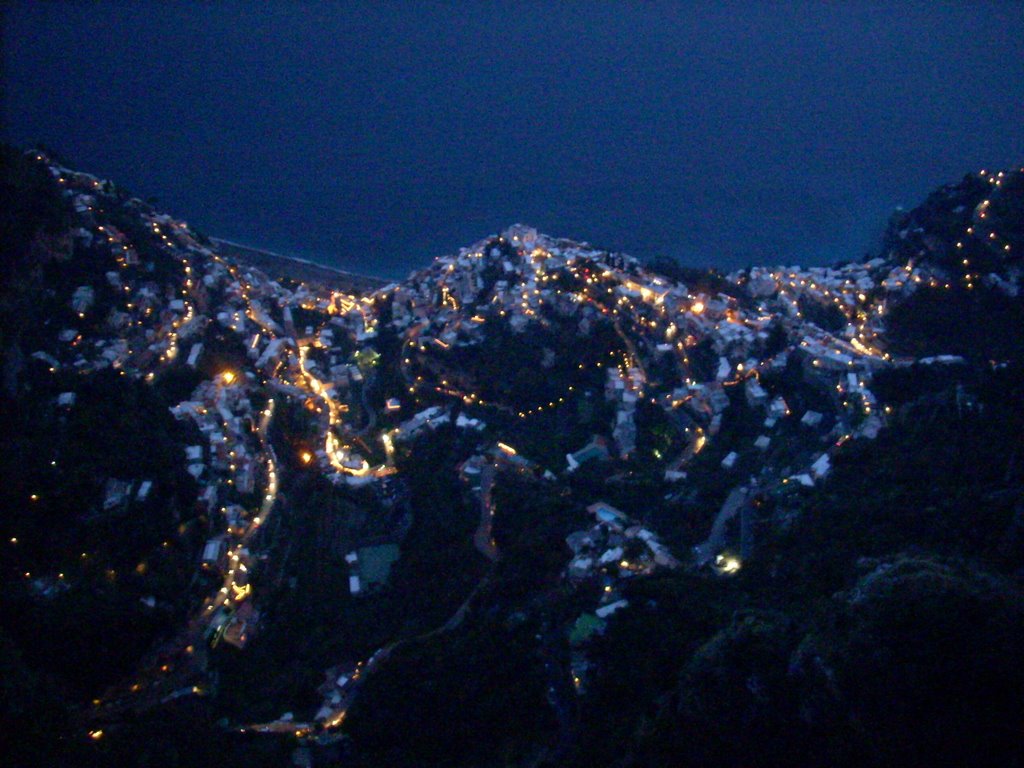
[[211, 237, 390, 293]]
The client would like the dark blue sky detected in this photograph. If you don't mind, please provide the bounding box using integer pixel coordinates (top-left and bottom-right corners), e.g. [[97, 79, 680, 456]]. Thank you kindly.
[[4, 2, 1023, 278]]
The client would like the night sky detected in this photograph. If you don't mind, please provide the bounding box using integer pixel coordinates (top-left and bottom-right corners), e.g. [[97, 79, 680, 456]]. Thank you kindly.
[[3, 3, 1023, 278]]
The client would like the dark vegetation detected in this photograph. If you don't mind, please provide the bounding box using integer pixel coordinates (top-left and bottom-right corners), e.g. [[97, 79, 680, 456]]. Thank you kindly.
[[344, 617, 556, 767], [343, 470, 573, 766], [887, 284, 1024, 362], [0, 146, 214, 764], [558, 363, 1024, 768], [211, 426, 485, 723], [443, 313, 623, 410], [648, 256, 742, 300], [797, 293, 847, 333]]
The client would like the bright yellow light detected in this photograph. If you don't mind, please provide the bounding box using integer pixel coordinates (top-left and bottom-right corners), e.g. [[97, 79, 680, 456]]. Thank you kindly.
[[497, 442, 517, 456], [221, 371, 236, 385], [231, 583, 252, 601], [716, 555, 741, 573], [691, 301, 705, 314], [300, 451, 313, 465]]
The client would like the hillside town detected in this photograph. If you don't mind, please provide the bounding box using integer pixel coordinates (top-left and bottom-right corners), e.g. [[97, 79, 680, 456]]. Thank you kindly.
[[6, 151, 1024, 757]]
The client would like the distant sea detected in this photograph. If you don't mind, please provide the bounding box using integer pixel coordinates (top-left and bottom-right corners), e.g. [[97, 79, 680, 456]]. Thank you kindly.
[[6, 3, 1023, 282], [207, 177, 892, 282]]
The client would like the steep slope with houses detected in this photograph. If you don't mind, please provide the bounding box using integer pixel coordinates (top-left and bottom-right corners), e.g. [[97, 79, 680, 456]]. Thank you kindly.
[[2, 148, 1022, 767]]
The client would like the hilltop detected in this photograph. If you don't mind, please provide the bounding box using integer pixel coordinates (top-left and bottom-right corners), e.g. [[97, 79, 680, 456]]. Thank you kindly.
[[1, 146, 1023, 768]]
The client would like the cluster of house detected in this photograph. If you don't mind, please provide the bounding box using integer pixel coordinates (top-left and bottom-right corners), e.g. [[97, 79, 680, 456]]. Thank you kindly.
[[381, 222, 907, 490], [29, 160, 227, 379], [380, 223, 651, 349], [164, 373, 270, 649], [743, 260, 884, 309], [101, 476, 154, 511], [563, 501, 678, 691], [391, 404, 487, 443], [170, 377, 260, 499], [566, 502, 679, 581], [38, 161, 382, 448], [350, 228, 917, 598], [313, 662, 362, 723], [458, 442, 550, 488], [604, 365, 644, 458]]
